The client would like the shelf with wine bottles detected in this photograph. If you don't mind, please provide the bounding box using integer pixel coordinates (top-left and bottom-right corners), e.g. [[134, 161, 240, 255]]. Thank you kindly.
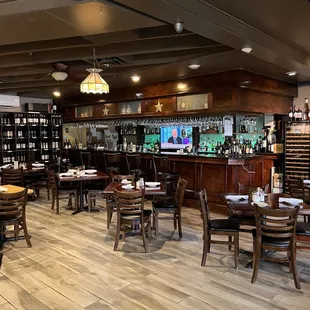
[[285, 124, 310, 183], [0, 112, 62, 164]]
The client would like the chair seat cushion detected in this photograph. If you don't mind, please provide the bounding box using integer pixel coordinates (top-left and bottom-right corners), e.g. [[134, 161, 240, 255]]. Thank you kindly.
[[296, 222, 310, 235], [210, 219, 239, 231], [228, 215, 256, 226], [252, 229, 290, 246], [27, 188, 34, 195], [152, 201, 177, 209], [121, 209, 152, 220]]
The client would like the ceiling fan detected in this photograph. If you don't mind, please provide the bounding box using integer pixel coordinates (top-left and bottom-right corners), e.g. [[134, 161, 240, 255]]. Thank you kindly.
[[35, 62, 71, 81]]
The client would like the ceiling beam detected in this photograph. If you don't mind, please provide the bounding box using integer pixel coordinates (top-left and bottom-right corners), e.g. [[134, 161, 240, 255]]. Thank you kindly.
[[0, 34, 219, 68], [0, 80, 73, 90], [106, 0, 310, 78], [0, 0, 91, 16]]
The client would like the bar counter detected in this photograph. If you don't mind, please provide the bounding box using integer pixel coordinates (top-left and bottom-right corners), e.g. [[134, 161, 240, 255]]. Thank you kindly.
[[65, 149, 278, 213]]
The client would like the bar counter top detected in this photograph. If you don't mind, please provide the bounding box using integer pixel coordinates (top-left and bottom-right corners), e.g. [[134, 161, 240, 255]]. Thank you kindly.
[[65, 148, 278, 212]]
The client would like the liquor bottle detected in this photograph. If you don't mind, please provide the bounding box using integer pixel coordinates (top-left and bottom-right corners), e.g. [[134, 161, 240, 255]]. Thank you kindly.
[[288, 107, 293, 121], [123, 138, 127, 152], [292, 105, 296, 121], [305, 98, 309, 121], [261, 129, 268, 153]]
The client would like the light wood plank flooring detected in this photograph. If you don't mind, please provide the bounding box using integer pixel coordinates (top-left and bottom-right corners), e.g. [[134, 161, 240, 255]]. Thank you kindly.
[[1, 192, 310, 310]]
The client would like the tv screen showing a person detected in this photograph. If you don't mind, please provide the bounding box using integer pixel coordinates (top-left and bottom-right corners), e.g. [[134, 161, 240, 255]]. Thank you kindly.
[[168, 128, 182, 144], [160, 126, 192, 149]]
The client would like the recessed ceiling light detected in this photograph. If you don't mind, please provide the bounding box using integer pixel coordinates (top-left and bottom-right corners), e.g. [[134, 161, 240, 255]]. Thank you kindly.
[[53, 91, 61, 97], [286, 71, 297, 76], [177, 83, 187, 91], [131, 75, 140, 82], [188, 64, 201, 70], [241, 47, 253, 54]]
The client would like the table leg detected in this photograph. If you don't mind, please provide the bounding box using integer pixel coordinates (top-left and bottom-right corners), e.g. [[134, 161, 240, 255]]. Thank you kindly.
[[72, 180, 84, 215]]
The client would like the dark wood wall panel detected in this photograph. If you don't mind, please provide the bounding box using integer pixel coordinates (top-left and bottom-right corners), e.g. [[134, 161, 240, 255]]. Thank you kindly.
[[238, 89, 292, 114]]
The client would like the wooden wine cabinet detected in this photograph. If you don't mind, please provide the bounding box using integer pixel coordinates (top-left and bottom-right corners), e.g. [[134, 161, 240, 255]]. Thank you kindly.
[[285, 122, 310, 188]]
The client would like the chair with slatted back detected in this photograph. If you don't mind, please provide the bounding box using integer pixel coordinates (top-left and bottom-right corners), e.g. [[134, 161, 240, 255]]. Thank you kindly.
[[80, 152, 92, 168], [287, 177, 308, 222], [0, 188, 31, 248], [251, 204, 300, 289], [228, 183, 270, 232], [153, 155, 179, 201], [152, 177, 187, 238], [114, 188, 151, 252], [2, 168, 35, 198], [287, 177, 303, 199], [47, 170, 78, 214], [103, 153, 120, 176], [296, 222, 310, 250], [106, 174, 135, 229], [126, 153, 148, 181], [2, 168, 24, 186], [199, 189, 240, 268]]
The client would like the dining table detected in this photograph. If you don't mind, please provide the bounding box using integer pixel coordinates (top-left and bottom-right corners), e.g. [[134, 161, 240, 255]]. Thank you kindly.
[[222, 193, 310, 217], [103, 181, 166, 196], [221, 192, 310, 267], [57, 171, 109, 215]]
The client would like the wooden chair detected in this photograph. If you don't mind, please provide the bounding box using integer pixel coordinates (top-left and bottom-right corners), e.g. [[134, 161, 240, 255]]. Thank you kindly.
[[199, 189, 240, 268], [251, 204, 300, 289], [2, 168, 35, 198], [287, 177, 308, 222], [153, 155, 179, 201], [152, 177, 187, 238], [228, 183, 270, 232], [80, 152, 92, 168], [0, 188, 32, 248], [105, 174, 135, 229], [47, 170, 78, 214], [113, 188, 151, 252], [103, 153, 120, 176], [296, 222, 310, 250], [126, 153, 147, 181]]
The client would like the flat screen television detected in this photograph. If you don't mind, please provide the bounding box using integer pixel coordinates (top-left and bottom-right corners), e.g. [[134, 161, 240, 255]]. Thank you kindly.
[[160, 126, 193, 149]]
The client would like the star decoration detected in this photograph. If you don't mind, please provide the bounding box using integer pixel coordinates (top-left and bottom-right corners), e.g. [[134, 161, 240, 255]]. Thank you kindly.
[[155, 100, 163, 112], [103, 106, 109, 116]]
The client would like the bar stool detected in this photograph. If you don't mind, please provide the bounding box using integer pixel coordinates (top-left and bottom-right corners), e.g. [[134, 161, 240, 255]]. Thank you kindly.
[[103, 153, 120, 176], [126, 153, 148, 181], [152, 155, 179, 201], [80, 152, 92, 168]]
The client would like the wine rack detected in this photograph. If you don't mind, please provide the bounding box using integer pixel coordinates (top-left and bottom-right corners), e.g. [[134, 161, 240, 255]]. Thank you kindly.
[[0, 112, 62, 164], [285, 122, 310, 189]]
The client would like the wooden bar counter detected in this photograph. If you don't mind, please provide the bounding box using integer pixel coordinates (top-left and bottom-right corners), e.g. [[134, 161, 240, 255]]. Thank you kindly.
[[66, 149, 277, 213]]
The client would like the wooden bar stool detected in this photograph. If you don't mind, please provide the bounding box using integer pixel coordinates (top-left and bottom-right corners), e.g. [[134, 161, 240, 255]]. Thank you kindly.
[[126, 153, 148, 181], [152, 155, 179, 201]]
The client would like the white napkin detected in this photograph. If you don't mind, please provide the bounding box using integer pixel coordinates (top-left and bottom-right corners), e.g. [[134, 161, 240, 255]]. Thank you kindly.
[[304, 180, 310, 184], [226, 195, 248, 201], [59, 173, 72, 178], [279, 198, 303, 205], [145, 187, 160, 190], [254, 202, 268, 208], [0, 186, 8, 192], [0, 164, 11, 169]]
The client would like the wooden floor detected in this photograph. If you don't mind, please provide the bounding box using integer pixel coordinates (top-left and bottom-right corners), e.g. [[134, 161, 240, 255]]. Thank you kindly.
[[1, 192, 310, 310]]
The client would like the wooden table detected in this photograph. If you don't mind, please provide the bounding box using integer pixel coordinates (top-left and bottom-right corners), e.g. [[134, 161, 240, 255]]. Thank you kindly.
[[222, 193, 310, 217], [103, 182, 166, 196], [57, 171, 109, 215]]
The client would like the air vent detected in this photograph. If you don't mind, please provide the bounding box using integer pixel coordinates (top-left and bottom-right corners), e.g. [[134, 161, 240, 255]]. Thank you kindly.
[[99, 57, 128, 66]]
